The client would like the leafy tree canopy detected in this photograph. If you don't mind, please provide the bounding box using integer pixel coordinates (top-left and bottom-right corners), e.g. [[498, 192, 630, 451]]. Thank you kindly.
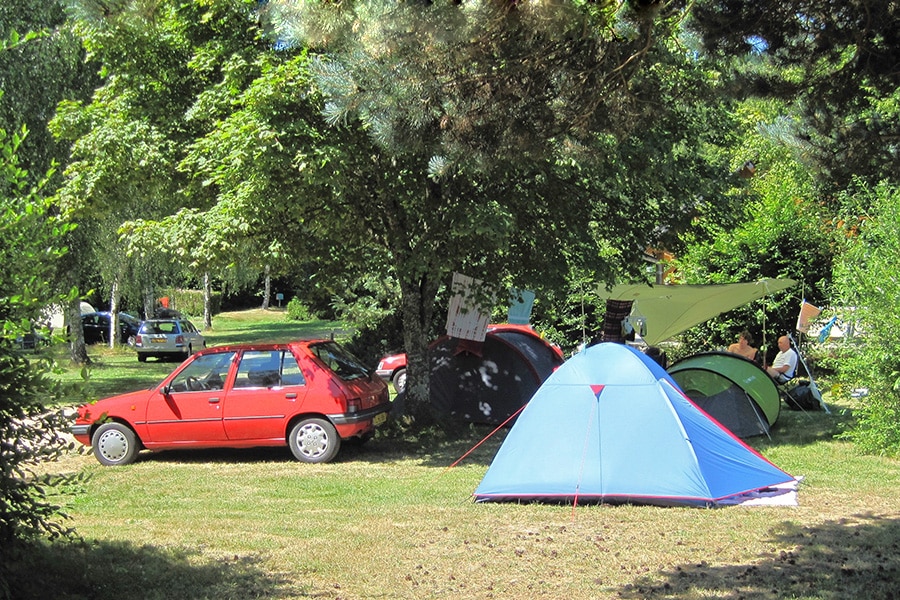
[[689, 0, 900, 191]]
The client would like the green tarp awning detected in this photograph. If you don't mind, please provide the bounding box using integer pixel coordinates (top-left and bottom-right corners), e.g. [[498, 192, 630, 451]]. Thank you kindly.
[[597, 279, 797, 345]]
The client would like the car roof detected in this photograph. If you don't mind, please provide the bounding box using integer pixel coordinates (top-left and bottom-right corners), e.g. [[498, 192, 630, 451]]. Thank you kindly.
[[194, 340, 330, 354], [142, 318, 188, 323]]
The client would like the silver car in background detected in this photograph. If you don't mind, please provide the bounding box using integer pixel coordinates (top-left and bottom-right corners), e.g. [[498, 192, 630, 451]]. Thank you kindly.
[[135, 318, 205, 362]]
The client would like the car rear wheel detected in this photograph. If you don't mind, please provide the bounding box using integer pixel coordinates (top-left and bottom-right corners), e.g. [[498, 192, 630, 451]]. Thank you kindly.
[[392, 368, 407, 394], [92, 422, 140, 466], [288, 418, 340, 463], [137, 353, 147, 362]]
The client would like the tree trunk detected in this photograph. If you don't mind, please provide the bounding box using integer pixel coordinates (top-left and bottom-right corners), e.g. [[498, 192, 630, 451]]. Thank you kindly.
[[108, 275, 121, 348], [67, 298, 90, 365], [261, 265, 271, 310], [203, 271, 212, 329], [143, 286, 155, 320], [398, 271, 441, 425]]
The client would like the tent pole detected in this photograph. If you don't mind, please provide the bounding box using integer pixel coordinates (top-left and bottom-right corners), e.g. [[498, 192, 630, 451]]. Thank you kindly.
[[744, 393, 772, 440]]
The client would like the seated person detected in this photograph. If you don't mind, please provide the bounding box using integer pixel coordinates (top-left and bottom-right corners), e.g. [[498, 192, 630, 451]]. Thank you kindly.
[[766, 335, 798, 383], [727, 330, 758, 362]]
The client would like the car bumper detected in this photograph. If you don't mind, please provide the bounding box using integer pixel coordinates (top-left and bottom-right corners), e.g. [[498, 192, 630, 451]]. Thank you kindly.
[[375, 368, 393, 381], [69, 424, 92, 445], [329, 403, 391, 426]]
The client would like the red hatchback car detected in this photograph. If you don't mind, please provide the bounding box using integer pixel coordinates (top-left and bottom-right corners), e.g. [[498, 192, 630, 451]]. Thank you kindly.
[[71, 340, 391, 465]]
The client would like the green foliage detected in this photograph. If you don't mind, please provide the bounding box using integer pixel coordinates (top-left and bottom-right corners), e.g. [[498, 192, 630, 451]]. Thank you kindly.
[[833, 181, 900, 456], [671, 98, 838, 359], [284, 297, 316, 322], [0, 2, 95, 187], [258, 0, 747, 422], [342, 310, 406, 370], [0, 72, 85, 584], [689, 1, 900, 191]]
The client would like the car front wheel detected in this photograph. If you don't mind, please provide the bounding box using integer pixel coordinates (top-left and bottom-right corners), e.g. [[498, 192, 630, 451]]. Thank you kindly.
[[288, 418, 340, 463], [92, 422, 140, 466]]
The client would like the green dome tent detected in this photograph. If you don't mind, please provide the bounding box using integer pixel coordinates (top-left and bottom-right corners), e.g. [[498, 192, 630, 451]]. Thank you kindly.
[[668, 352, 780, 438]]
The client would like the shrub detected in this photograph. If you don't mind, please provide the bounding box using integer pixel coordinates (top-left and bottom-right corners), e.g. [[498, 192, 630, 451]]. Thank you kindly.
[[285, 297, 316, 322], [160, 289, 221, 318], [0, 116, 85, 582], [833, 181, 900, 456]]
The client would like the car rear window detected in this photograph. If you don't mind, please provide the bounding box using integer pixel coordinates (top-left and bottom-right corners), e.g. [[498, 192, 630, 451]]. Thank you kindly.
[[309, 342, 371, 381], [143, 321, 178, 334]]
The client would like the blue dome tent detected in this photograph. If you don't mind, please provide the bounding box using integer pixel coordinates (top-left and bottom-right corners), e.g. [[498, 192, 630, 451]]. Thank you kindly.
[[474, 343, 796, 507]]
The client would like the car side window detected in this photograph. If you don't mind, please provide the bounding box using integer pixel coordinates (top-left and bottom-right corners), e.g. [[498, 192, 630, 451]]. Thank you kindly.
[[281, 352, 306, 386], [234, 350, 306, 388], [167, 352, 235, 393]]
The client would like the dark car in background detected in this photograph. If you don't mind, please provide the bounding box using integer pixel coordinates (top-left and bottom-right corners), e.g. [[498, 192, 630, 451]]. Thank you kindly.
[[81, 312, 142, 345]]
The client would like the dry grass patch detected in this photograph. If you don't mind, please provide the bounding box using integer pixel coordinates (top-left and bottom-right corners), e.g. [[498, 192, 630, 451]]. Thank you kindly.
[[16, 312, 900, 599], [26, 410, 898, 600]]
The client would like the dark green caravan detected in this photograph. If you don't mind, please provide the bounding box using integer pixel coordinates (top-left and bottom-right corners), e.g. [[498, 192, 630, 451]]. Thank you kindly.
[[668, 352, 780, 438]]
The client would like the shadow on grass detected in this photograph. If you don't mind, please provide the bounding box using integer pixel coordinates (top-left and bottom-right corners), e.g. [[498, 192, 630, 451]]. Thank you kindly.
[[3, 537, 296, 600], [74, 359, 171, 400], [204, 321, 348, 346], [619, 512, 900, 599], [753, 401, 852, 453], [112, 421, 507, 469]]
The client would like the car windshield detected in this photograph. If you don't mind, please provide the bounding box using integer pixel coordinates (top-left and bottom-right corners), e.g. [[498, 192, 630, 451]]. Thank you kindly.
[[167, 352, 235, 392], [309, 342, 370, 381]]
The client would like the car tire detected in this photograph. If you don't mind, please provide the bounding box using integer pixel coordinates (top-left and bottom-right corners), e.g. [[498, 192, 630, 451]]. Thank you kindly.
[[137, 353, 147, 362], [92, 422, 140, 466], [392, 368, 407, 394], [288, 418, 341, 463]]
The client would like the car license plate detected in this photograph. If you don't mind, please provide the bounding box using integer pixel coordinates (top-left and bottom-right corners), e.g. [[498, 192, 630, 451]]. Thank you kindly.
[[373, 412, 387, 426], [150, 337, 167, 344]]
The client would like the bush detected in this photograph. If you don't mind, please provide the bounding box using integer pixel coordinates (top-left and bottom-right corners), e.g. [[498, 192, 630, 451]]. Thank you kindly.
[[285, 297, 317, 322], [833, 181, 900, 456], [343, 311, 405, 368], [160, 289, 221, 318], [0, 117, 85, 582]]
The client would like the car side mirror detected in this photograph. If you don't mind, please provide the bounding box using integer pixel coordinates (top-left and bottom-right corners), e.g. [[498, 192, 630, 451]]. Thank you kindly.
[[161, 385, 172, 396]]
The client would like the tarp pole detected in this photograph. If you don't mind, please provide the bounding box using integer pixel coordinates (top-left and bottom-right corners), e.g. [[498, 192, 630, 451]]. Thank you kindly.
[[788, 332, 830, 413]]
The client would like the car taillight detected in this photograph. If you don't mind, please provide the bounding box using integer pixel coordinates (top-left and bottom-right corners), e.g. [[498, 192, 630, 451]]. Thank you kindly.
[[135, 334, 142, 346], [346, 398, 360, 414], [176, 334, 184, 345]]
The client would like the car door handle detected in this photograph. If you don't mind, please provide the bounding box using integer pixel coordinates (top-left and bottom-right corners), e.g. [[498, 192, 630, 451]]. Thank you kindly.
[[208, 397, 221, 403], [285, 393, 297, 399]]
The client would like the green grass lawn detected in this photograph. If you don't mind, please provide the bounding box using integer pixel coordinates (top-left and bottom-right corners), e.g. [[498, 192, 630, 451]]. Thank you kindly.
[[13, 309, 900, 599]]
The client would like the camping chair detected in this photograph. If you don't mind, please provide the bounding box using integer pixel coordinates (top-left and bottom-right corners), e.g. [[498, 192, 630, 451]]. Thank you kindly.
[[775, 334, 829, 413]]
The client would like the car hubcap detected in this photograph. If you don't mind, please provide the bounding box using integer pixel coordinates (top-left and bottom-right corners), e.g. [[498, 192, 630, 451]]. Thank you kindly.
[[98, 429, 129, 462], [297, 423, 328, 458]]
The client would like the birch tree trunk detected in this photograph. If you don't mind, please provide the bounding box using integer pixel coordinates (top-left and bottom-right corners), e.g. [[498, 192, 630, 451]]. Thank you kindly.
[[203, 271, 212, 329], [261, 265, 271, 310], [108, 276, 120, 348], [143, 286, 156, 320]]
